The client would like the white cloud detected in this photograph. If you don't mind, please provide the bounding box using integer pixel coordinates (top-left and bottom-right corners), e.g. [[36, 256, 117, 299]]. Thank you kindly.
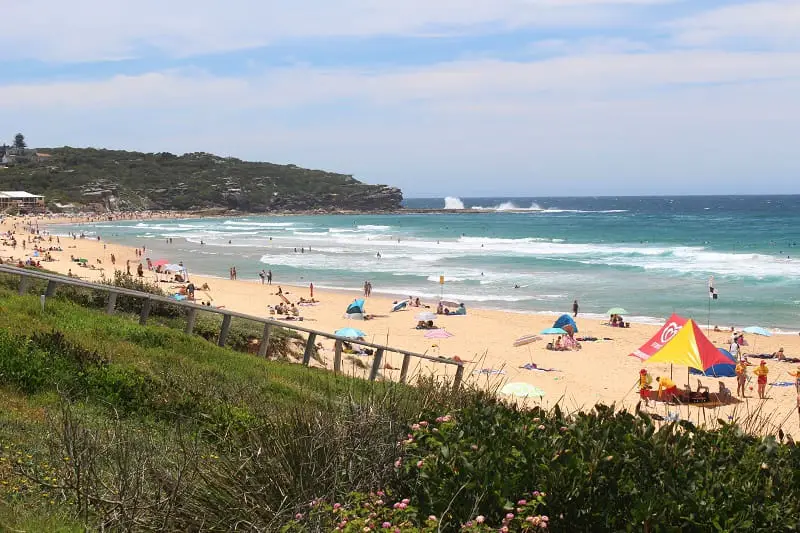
[[3, 51, 799, 111], [670, 1, 800, 48], [2, 49, 799, 195], [1, 0, 676, 62]]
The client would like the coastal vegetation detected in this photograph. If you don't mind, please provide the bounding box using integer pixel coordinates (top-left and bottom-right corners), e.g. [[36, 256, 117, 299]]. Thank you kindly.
[[0, 141, 403, 212], [0, 283, 799, 531]]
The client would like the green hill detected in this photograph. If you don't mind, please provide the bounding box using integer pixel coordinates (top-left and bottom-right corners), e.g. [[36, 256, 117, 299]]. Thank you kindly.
[[0, 146, 403, 212]]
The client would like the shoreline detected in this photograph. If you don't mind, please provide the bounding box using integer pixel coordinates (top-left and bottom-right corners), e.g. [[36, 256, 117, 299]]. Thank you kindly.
[[4, 213, 800, 434], [36, 213, 800, 333]]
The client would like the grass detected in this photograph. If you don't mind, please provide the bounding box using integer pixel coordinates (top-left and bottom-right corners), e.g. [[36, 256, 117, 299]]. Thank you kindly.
[[2, 284, 800, 531], [0, 288, 460, 530]]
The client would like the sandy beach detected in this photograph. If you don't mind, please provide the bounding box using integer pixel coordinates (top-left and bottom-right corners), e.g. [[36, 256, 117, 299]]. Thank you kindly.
[[3, 213, 800, 435]]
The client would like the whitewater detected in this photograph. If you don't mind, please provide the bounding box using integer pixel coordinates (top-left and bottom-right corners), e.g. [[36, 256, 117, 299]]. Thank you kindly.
[[57, 195, 800, 330]]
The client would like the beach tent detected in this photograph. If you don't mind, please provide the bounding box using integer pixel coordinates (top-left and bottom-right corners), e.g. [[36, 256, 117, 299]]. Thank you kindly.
[[552, 314, 578, 335], [644, 319, 732, 372], [392, 301, 408, 312], [345, 299, 366, 320], [690, 349, 737, 378], [629, 313, 688, 361]]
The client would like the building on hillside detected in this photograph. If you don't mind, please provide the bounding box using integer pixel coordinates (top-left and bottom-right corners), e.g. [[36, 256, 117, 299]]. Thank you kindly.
[[35, 152, 52, 163], [0, 191, 45, 212]]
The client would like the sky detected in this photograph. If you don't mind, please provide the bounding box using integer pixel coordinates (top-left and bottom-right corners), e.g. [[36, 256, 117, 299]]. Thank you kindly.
[[1, 1, 799, 197]]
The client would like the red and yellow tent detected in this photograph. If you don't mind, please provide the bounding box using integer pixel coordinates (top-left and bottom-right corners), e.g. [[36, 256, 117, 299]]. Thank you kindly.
[[644, 319, 731, 371]]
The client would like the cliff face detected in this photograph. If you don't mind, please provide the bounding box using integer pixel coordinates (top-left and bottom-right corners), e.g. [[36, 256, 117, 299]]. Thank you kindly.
[[0, 148, 403, 212]]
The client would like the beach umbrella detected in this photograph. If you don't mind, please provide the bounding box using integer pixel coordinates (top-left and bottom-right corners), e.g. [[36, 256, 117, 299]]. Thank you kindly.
[[335, 327, 366, 339], [416, 312, 437, 321], [743, 326, 771, 337], [540, 327, 567, 335], [440, 300, 459, 307], [391, 301, 408, 312], [425, 329, 454, 339], [645, 319, 732, 372], [164, 263, 184, 272], [606, 307, 628, 316], [153, 259, 169, 267], [500, 382, 545, 398], [513, 334, 542, 347]]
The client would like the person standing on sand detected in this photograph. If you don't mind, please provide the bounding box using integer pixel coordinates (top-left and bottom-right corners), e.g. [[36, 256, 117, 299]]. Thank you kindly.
[[259, 269, 266, 284], [735, 360, 748, 397], [310, 282, 314, 298], [126, 260, 131, 275], [753, 361, 769, 399], [232, 266, 237, 280], [364, 281, 369, 297], [267, 270, 272, 285], [572, 300, 579, 317]]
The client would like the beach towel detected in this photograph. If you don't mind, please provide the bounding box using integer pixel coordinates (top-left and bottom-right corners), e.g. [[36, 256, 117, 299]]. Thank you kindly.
[[769, 381, 795, 387], [520, 363, 560, 372], [472, 368, 506, 376]]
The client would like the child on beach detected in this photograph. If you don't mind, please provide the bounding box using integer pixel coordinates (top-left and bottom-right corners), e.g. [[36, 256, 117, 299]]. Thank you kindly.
[[753, 361, 769, 399], [735, 360, 749, 397], [788, 366, 800, 393]]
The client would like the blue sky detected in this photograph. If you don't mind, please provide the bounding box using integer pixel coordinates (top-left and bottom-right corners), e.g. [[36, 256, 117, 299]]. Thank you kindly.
[[1, 0, 799, 196]]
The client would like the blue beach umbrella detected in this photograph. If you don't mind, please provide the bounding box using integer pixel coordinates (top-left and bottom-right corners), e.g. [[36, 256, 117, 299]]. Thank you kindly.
[[335, 327, 366, 339], [743, 326, 771, 337], [540, 327, 567, 335], [553, 314, 579, 334]]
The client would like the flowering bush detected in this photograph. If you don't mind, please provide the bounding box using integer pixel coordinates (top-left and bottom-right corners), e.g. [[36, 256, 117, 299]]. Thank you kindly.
[[281, 491, 549, 532]]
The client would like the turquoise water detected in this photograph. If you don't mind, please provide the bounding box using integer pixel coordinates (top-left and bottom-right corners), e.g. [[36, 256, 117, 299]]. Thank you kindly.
[[55, 196, 800, 330]]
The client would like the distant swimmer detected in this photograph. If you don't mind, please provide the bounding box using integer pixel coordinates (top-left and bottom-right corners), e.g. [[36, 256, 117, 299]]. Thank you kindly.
[[514, 284, 520, 289], [376, 252, 382, 258]]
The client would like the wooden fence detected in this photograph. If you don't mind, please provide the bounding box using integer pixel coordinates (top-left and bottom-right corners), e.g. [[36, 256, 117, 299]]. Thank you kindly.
[[0, 265, 464, 390]]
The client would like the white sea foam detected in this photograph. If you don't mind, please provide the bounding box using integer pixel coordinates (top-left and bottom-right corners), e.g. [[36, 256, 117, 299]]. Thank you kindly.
[[443, 196, 465, 209]]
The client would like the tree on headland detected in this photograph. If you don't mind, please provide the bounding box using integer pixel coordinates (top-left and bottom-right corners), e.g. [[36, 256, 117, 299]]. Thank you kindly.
[[13, 133, 26, 149]]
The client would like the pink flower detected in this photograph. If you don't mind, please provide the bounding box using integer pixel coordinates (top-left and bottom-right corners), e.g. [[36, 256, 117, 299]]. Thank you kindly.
[[394, 459, 402, 468], [532, 491, 541, 497], [399, 502, 408, 510], [402, 498, 410, 504], [375, 499, 384, 506], [419, 421, 429, 427], [501, 527, 509, 533], [541, 523, 548, 529], [537, 424, 546, 430], [518, 499, 527, 505], [471, 444, 479, 451], [382, 522, 392, 529], [333, 503, 341, 510], [506, 513, 515, 520], [295, 513, 303, 520], [560, 426, 568, 432], [411, 424, 421, 431], [417, 460, 424, 468], [542, 516, 549, 522], [393, 502, 401, 509], [377, 490, 385, 496], [428, 515, 437, 522], [476, 515, 485, 524]]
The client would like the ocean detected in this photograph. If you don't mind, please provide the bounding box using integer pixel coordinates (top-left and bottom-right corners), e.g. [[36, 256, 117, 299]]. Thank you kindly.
[[54, 196, 800, 331]]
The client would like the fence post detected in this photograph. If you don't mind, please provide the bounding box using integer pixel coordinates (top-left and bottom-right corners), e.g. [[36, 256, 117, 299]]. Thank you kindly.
[[333, 340, 343, 373], [218, 314, 232, 347], [185, 308, 197, 334], [106, 292, 118, 315], [452, 364, 465, 392], [369, 348, 384, 381], [17, 275, 29, 295], [400, 353, 412, 384], [302, 333, 317, 366], [45, 280, 58, 297], [258, 323, 272, 357], [139, 298, 151, 325]]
